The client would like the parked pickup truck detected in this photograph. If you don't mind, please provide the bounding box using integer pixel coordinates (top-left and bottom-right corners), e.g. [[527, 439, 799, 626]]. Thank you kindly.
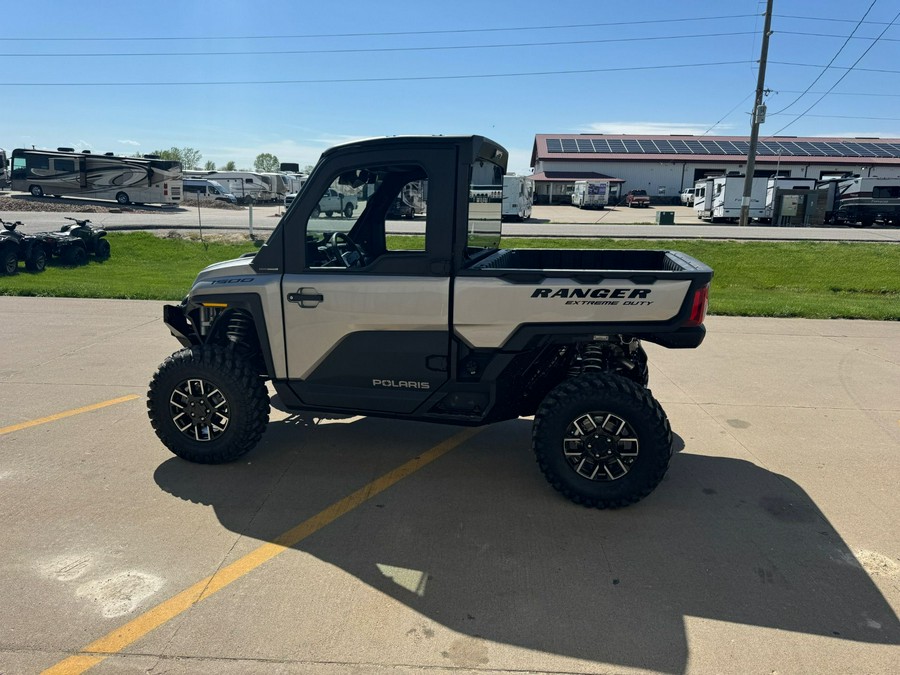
[[314, 188, 357, 218], [624, 189, 651, 208], [148, 135, 713, 509]]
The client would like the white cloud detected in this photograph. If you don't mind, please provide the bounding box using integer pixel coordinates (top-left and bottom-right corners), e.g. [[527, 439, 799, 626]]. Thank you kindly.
[[578, 122, 729, 135], [118, 139, 141, 146]]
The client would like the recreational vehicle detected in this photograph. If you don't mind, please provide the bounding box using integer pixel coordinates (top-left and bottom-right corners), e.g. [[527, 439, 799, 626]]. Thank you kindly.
[[570, 179, 608, 210], [185, 171, 273, 204], [831, 176, 900, 226], [0, 149, 8, 188], [699, 175, 767, 222], [502, 174, 534, 220], [260, 173, 292, 202], [10, 148, 182, 205], [692, 178, 715, 220]]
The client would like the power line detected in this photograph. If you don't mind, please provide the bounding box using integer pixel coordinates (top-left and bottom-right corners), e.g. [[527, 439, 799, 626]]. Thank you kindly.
[[770, 61, 900, 74], [771, 112, 900, 121], [769, 11, 900, 136], [775, 13, 898, 25], [0, 60, 754, 87], [0, 14, 761, 42], [770, 1, 877, 116], [0, 32, 759, 58], [699, 91, 756, 137], [779, 29, 900, 42], [775, 89, 900, 97]]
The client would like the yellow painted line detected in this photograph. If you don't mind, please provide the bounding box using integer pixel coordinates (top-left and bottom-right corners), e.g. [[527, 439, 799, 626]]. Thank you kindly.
[[0, 395, 141, 437], [43, 426, 483, 675]]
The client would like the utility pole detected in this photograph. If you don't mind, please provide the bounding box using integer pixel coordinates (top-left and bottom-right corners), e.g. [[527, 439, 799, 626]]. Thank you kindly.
[[739, 0, 774, 227]]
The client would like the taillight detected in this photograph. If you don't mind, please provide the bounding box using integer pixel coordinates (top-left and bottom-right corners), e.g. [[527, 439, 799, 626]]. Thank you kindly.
[[685, 285, 709, 326]]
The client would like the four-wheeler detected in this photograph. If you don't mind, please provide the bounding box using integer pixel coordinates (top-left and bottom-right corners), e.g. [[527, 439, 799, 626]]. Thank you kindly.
[[34, 217, 111, 266], [148, 135, 713, 509], [1, 218, 47, 275]]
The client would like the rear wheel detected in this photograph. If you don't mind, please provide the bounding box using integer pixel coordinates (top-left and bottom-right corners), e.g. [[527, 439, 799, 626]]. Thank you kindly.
[[343, 202, 354, 218], [1, 246, 18, 275], [147, 345, 270, 464], [532, 373, 672, 509], [62, 245, 87, 266], [115, 191, 130, 205], [312, 206, 321, 218]]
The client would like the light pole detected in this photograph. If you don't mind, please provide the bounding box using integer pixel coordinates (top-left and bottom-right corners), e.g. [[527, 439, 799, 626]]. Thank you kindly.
[[739, 0, 774, 227]]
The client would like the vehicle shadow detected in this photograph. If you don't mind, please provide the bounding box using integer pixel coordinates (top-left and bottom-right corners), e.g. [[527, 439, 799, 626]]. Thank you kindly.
[[154, 416, 899, 672]]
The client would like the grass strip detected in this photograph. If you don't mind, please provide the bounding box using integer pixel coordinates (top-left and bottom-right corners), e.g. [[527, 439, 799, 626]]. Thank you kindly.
[[1, 232, 897, 320]]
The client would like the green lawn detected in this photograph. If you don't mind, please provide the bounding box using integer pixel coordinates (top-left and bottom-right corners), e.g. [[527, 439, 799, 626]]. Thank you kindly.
[[1, 232, 897, 320]]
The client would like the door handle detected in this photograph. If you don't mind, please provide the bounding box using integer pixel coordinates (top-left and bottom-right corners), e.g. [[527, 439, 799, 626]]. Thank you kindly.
[[287, 287, 323, 308]]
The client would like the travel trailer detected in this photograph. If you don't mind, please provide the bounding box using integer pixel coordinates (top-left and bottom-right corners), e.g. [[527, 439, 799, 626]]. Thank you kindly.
[[185, 171, 273, 204], [502, 174, 534, 220]]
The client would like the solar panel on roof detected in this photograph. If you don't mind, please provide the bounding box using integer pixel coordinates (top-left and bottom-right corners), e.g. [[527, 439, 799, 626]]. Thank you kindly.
[[546, 138, 563, 153], [656, 140, 676, 153], [592, 139, 611, 153], [607, 139, 627, 153], [670, 140, 692, 153], [637, 140, 658, 153], [575, 139, 594, 152], [873, 143, 900, 157], [560, 139, 578, 152], [795, 141, 825, 155], [756, 143, 777, 155], [623, 140, 643, 152], [845, 142, 878, 157]]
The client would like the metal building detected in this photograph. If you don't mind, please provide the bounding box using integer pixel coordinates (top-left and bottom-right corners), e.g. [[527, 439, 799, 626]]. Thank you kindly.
[[530, 134, 900, 204]]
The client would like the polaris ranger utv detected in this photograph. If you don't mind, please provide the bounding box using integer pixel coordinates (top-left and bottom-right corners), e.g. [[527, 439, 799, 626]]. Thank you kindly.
[[148, 136, 713, 508]]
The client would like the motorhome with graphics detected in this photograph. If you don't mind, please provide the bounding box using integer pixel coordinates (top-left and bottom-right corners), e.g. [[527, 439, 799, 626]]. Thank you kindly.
[[10, 148, 182, 205]]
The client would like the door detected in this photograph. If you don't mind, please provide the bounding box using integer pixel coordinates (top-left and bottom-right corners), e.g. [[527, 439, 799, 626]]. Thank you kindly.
[[281, 150, 455, 414]]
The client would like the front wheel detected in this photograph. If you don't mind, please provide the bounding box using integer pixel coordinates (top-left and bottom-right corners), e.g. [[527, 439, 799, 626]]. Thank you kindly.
[[147, 345, 270, 464], [1, 246, 18, 275], [343, 202, 354, 218], [61, 245, 87, 266], [532, 374, 672, 509], [95, 238, 111, 260], [30, 185, 44, 198], [26, 247, 46, 272]]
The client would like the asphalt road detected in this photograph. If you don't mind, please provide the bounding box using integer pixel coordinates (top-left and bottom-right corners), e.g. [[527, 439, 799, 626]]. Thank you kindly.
[[1, 297, 898, 674], [2, 197, 899, 242]]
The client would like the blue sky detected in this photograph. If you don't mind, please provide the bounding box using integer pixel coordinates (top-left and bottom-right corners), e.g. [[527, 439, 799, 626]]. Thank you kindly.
[[3, 0, 899, 174]]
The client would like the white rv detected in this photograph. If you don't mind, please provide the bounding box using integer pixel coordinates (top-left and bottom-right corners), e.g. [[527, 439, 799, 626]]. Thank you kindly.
[[502, 174, 534, 221], [699, 175, 768, 222], [182, 178, 238, 204], [0, 148, 8, 187], [185, 171, 273, 204], [570, 180, 609, 209], [260, 173, 293, 202], [692, 178, 715, 220]]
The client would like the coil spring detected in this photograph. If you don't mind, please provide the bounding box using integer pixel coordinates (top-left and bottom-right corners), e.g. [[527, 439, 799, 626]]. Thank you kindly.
[[569, 343, 609, 376], [225, 311, 253, 345]]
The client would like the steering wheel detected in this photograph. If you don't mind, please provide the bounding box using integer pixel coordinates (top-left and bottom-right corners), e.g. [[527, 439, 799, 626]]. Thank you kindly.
[[325, 231, 366, 268]]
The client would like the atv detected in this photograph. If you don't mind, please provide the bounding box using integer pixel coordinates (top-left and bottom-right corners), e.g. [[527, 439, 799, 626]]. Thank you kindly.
[[34, 217, 111, 266], [0, 218, 47, 275]]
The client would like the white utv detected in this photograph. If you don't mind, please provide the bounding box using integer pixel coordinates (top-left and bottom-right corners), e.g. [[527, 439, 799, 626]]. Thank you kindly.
[[148, 136, 713, 508]]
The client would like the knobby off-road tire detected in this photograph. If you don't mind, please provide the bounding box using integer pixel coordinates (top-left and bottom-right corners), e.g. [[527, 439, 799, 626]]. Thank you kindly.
[[147, 345, 270, 464], [532, 373, 672, 509], [95, 238, 111, 260], [1, 246, 18, 275], [25, 247, 46, 272]]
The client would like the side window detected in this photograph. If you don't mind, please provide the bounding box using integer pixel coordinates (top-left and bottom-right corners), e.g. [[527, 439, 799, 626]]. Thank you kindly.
[[304, 164, 429, 270]]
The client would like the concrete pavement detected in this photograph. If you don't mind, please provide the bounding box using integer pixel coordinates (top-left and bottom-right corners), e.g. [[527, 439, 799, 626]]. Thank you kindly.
[[0, 297, 898, 674]]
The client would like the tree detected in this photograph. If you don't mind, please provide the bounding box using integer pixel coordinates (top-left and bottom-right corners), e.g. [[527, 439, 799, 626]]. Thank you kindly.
[[150, 147, 203, 171], [223, 161, 237, 171], [254, 153, 280, 173], [302, 164, 316, 174], [204, 160, 216, 171]]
